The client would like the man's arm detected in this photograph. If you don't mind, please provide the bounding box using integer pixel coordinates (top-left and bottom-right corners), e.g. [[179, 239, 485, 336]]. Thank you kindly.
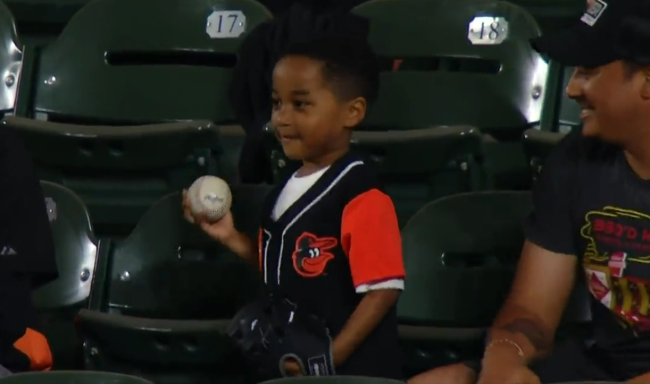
[[486, 133, 583, 365], [628, 372, 650, 383], [485, 240, 578, 364]]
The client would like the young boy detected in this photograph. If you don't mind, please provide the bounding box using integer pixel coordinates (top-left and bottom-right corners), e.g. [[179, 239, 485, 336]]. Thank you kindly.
[[0, 126, 56, 374], [183, 36, 405, 379]]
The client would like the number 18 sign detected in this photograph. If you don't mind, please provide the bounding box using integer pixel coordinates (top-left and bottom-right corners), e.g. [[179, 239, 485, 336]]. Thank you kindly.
[[467, 16, 509, 46]]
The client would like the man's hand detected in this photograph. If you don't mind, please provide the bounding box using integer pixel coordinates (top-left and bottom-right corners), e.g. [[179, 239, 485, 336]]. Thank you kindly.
[[478, 364, 539, 384], [477, 345, 540, 384], [283, 358, 303, 377]]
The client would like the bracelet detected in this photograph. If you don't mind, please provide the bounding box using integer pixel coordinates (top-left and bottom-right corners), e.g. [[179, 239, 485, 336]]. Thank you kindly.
[[485, 339, 525, 359]]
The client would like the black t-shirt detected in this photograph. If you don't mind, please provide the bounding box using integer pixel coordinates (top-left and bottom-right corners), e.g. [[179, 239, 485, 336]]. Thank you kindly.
[[525, 132, 650, 379], [0, 126, 57, 371]]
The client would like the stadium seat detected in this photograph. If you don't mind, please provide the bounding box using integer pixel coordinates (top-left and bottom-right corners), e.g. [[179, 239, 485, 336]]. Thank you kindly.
[[397, 191, 532, 368], [539, 64, 581, 134], [17, 0, 271, 123], [0, 0, 21, 118], [8, 0, 273, 235], [538, 60, 564, 131], [0, 371, 154, 384], [521, 129, 566, 181], [259, 377, 405, 384], [557, 66, 582, 133], [352, 0, 548, 140], [33, 181, 106, 369], [3, 118, 221, 236], [351, 127, 490, 227], [75, 185, 270, 384], [398, 190, 591, 370]]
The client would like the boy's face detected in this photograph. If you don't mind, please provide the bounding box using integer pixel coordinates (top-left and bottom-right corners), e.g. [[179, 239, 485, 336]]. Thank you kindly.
[[271, 55, 365, 162]]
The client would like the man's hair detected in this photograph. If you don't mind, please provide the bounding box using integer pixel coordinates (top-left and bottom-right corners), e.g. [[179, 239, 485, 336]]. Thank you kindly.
[[623, 60, 649, 78], [619, 14, 650, 78], [278, 36, 380, 105]]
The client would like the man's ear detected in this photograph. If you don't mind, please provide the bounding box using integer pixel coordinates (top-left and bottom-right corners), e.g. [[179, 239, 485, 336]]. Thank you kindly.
[[343, 97, 367, 128]]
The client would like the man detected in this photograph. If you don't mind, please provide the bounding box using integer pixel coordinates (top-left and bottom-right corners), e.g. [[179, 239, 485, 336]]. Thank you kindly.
[[409, 0, 650, 383], [0, 126, 57, 374]]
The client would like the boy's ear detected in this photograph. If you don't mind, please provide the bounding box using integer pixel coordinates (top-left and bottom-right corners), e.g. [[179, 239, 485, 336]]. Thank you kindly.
[[343, 97, 367, 128], [641, 67, 650, 100]]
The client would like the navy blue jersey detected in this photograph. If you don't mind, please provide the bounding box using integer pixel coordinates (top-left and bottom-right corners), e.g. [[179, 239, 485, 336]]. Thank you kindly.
[[259, 151, 405, 378], [0, 126, 56, 372]]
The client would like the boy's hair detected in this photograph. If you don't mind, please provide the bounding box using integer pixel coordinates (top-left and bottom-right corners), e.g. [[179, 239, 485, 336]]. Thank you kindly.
[[278, 36, 380, 105]]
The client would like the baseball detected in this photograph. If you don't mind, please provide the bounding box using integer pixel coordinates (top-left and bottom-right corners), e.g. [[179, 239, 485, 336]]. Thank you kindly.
[[187, 176, 232, 222]]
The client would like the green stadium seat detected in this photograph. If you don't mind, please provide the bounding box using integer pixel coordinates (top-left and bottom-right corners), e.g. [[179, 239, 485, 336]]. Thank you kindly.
[[0, 371, 154, 384], [398, 190, 591, 371], [0, 0, 21, 117], [538, 60, 564, 132], [539, 63, 581, 134], [3, 117, 222, 236], [260, 377, 405, 384], [220, 124, 248, 183], [75, 185, 270, 384], [33, 181, 106, 369], [352, 0, 548, 140], [4, 0, 91, 47], [521, 129, 566, 181], [17, 0, 271, 124], [397, 191, 532, 367], [557, 66, 582, 133], [9, 0, 273, 235], [351, 127, 490, 227]]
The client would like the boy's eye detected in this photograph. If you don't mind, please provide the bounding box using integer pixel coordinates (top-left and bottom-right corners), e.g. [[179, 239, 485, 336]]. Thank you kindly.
[[271, 98, 281, 110], [293, 100, 309, 109]]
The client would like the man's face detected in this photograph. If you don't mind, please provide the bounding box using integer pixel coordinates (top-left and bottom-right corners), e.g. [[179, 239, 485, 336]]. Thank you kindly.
[[566, 61, 647, 144]]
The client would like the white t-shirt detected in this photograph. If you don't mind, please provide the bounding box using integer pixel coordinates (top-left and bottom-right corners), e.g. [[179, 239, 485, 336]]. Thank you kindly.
[[271, 167, 404, 294]]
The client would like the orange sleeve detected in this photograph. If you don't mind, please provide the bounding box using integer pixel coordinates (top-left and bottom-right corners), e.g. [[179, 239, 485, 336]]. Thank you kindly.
[[13, 328, 52, 371], [341, 189, 405, 287]]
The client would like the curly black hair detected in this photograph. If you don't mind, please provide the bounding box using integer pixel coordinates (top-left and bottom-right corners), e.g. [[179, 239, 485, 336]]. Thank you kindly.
[[278, 36, 380, 105]]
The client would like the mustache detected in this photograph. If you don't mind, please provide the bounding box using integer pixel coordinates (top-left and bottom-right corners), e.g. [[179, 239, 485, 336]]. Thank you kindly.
[[573, 97, 594, 109]]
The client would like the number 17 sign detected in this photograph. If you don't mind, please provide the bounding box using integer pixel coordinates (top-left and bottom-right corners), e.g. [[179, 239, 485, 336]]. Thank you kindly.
[[467, 16, 509, 46], [206, 10, 247, 39]]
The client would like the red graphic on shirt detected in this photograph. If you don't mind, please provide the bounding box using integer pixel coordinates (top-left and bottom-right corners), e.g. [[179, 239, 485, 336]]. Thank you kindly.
[[292, 232, 338, 278], [609, 252, 628, 278], [590, 273, 610, 301], [581, 207, 650, 334], [610, 276, 650, 333]]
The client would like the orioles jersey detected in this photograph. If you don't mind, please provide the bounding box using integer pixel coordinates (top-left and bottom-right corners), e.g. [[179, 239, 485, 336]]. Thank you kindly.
[[258, 151, 405, 378], [0, 127, 55, 373]]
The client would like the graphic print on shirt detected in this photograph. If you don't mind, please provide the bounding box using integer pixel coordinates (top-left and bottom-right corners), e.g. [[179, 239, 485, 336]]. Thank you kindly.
[[581, 206, 650, 333], [292, 232, 338, 278]]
